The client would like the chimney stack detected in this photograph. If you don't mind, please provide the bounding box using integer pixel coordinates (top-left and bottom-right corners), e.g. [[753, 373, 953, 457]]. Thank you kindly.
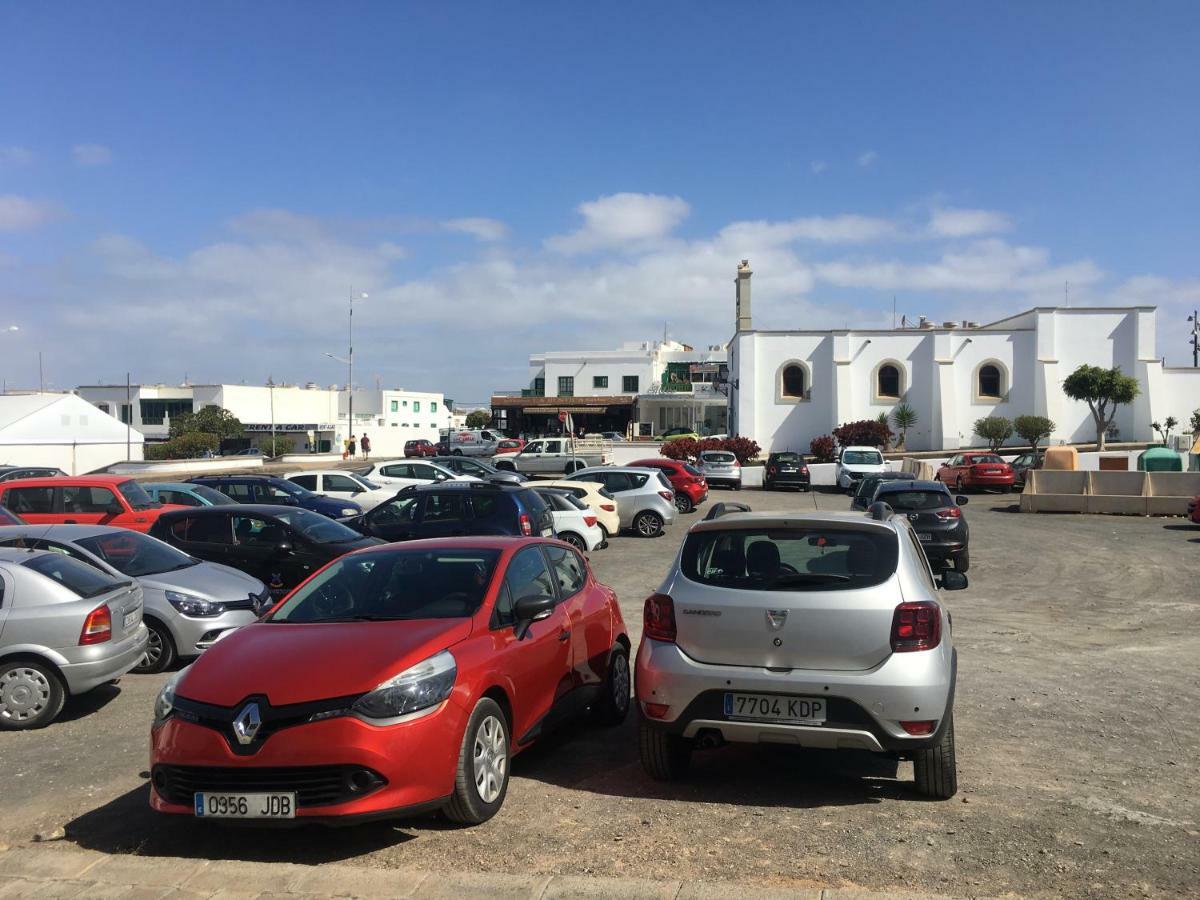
[[735, 259, 753, 331]]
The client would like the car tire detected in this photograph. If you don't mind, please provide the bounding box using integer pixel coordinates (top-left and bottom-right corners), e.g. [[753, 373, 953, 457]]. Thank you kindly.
[[133, 619, 176, 675], [639, 714, 693, 781], [592, 645, 631, 726], [954, 549, 970, 573], [452, 449, 463, 456], [633, 511, 664, 538], [913, 713, 958, 799], [955, 476, 966, 494], [494, 460, 515, 472], [0, 659, 66, 731], [444, 697, 510, 825], [674, 493, 694, 514], [564, 462, 584, 475], [559, 531, 587, 551]]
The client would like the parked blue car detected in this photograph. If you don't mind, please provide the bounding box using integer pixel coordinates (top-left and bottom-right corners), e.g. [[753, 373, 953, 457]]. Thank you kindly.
[[185, 475, 363, 519], [141, 482, 237, 508]]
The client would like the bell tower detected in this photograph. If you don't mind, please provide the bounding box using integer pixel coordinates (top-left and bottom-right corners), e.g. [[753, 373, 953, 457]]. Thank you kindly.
[[735, 259, 753, 331]]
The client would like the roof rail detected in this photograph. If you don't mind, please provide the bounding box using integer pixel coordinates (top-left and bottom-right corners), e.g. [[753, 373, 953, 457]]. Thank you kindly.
[[703, 501, 753, 521], [868, 501, 894, 521]]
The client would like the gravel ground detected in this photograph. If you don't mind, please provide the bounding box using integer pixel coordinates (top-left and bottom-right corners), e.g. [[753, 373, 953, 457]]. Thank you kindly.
[[1, 489, 1197, 898]]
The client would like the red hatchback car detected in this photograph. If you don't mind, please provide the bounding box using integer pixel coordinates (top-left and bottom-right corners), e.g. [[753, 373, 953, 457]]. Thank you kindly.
[[936, 453, 1015, 492], [629, 458, 708, 514], [0, 475, 183, 533], [404, 439, 437, 458], [494, 438, 526, 455], [149, 537, 630, 825]]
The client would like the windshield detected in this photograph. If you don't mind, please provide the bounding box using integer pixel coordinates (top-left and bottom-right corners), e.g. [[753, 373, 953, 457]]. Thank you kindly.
[[76, 531, 197, 576], [682, 527, 898, 591], [270, 479, 312, 498], [270, 508, 365, 543], [23, 553, 127, 598], [192, 485, 235, 505], [269, 548, 501, 622], [349, 474, 379, 490], [842, 451, 883, 465], [117, 480, 156, 510], [883, 490, 951, 511]]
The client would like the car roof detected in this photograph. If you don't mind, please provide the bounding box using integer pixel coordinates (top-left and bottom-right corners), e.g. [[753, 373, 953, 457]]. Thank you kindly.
[[349, 535, 557, 554], [628, 458, 676, 466], [399, 481, 522, 493], [146, 482, 205, 490], [156, 503, 295, 518], [874, 479, 949, 493], [284, 470, 363, 477], [574, 466, 659, 474], [841, 446, 884, 452], [690, 510, 897, 535], [0, 546, 73, 564], [0, 474, 132, 487], [0, 523, 135, 541], [190, 474, 279, 482]]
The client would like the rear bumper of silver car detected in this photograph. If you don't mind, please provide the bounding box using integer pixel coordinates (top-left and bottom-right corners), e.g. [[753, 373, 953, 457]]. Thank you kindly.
[[60, 626, 149, 694]]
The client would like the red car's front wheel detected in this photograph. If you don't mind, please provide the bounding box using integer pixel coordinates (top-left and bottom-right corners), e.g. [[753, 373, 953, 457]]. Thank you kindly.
[[444, 697, 510, 825]]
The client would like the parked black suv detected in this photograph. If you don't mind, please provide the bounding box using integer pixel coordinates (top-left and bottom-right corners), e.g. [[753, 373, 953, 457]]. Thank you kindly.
[[149, 504, 381, 597], [342, 482, 554, 543], [763, 452, 811, 491], [188, 475, 362, 520], [873, 480, 970, 571]]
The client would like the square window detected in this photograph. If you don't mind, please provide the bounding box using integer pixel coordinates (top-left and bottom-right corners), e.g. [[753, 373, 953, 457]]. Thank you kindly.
[[623, 375, 639, 393], [413, 401, 421, 413], [593, 376, 608, 389], [430, 401, 438, 412], [390, 400, 398, 412], [558, 376, 574, 396]]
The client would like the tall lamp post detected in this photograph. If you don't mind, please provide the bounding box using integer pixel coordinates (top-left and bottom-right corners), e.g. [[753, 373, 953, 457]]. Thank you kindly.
[[1189, 310, 1200, 368], [326, 290, 367, 442]]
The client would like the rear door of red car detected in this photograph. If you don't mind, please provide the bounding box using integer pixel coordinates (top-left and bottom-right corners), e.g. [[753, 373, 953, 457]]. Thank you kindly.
[[492, 545, 574, 743]]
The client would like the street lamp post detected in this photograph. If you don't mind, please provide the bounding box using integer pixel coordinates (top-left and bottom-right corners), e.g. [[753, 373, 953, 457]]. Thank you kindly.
[[1189, 310, 1200, 368], [328, 290, 368, 443]]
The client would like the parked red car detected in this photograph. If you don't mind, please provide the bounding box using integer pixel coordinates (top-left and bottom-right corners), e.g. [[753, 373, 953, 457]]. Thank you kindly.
[[936, 453, 1015, 492], [149, 537, 630, 825], [629, 458, 708, 514], [494, 439, 526, 455], [404, 439, 438, 458], [0, 475, 183, 533]]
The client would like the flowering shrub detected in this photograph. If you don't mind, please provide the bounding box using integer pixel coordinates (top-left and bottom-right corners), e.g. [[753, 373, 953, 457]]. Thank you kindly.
[[832, 419, 892, 449], [809, 434, 836, 462], [659, 436, 761, 464], [659, 438, 698, 461]]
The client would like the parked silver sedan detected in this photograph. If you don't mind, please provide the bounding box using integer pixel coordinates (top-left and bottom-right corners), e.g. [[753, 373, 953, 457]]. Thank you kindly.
[[0, 526, 271, 675], [0, 547, 148, 729]]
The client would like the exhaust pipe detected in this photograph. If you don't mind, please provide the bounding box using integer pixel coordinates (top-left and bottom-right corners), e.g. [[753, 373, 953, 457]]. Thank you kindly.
[[695, 729, 725, 750]]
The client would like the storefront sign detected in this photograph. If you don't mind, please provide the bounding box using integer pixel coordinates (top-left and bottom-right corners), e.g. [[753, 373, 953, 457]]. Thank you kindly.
[[243, 423, 335, 433]]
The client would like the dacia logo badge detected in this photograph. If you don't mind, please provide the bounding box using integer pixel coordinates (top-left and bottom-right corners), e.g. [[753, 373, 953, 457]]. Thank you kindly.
[[232, 702, 262, 746], [908, 513, 919, 522], [766, 609, 788, 630]]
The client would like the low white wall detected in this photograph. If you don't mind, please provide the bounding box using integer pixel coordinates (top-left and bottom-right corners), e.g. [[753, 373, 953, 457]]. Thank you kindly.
[[277, 453, 347, 465], [109, 457, 264, 475], [1, 441, 145, 475]]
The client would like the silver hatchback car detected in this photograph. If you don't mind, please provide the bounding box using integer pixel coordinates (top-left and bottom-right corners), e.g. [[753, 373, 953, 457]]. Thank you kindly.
[[635, 502, 965, 798], [697, 450, 742, 490], [566, 466, 678, 537], [0, 525, 271, 674], [0, 547, 148, 729]]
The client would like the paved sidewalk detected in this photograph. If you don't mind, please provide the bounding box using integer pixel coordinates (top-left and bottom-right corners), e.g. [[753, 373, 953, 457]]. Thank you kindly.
[[0, 846, 971, 899]]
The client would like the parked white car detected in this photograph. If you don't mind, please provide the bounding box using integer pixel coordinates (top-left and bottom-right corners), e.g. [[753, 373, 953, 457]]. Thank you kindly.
[[532, 487, 608, 551], [835, 446, 887, 492], [284, 470, 397, 511], [537, 480, 621, 538], [354, 460, 478, 489]]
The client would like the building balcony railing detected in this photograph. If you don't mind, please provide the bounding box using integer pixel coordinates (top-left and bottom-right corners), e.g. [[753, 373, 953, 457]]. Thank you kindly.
[[521, 389, 545, 397]]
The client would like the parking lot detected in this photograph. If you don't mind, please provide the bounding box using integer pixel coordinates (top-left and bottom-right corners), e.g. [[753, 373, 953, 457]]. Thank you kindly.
[[1, 486, 1198, 898]]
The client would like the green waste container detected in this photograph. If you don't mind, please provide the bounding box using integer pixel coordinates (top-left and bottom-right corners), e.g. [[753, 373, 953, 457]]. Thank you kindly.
[[1137, 446, 1183, 472]]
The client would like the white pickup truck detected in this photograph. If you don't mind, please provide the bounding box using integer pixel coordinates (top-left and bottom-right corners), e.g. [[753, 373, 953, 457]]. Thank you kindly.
[[492, 438, 609, 476]]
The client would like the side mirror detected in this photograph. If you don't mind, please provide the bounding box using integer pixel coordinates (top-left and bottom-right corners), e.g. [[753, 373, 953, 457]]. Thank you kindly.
[[955, 496, 969, 506], [513, 594, 556, 640], [939, 570, 968, 591]]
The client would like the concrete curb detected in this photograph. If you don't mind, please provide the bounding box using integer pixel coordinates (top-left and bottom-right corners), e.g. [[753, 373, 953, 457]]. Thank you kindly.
[[0, 846, 979, 899]]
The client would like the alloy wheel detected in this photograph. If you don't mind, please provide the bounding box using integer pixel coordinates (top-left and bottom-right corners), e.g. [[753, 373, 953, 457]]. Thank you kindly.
[[611, 653, 631, 713], [472, 715, 507, 804], [561, 533, 586, 550], [141, 627, 164, 669], [636, 513, 662, 537], [0, 666, 51, 723]]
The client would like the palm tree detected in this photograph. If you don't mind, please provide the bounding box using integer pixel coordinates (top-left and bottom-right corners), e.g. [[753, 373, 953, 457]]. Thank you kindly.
[[891, 404, 918, 451]]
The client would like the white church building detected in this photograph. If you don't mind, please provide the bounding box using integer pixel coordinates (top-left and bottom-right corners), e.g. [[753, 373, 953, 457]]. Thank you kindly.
[[727, 260, 1200, 452]]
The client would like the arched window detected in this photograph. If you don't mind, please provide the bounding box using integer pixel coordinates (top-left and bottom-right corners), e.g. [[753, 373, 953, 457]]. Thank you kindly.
[[978, 364, 1002, 399], [781, 364, 806, 398], [877, 364, 901, 399]]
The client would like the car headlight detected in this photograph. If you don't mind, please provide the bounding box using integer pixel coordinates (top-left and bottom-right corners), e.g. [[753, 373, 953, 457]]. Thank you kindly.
[[153, 669, 184, 727], [351, 650, 456, 722], [165, 591, 224, 617], [341, 507, 358, 516]]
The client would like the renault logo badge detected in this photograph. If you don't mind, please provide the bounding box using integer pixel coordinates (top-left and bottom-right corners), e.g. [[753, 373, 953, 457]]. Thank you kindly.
[[233, 702, 262, 745], [766, 609, 787, 630]]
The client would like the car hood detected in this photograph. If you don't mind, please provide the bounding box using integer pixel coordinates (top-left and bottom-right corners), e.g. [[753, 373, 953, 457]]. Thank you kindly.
[[175, 617, 474, 706], [304, 495, 362, 516], [139, 561, 265, 600]]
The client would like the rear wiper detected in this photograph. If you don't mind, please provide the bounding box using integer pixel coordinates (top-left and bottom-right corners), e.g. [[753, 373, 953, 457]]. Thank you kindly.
[[773, 573, 852, 586]]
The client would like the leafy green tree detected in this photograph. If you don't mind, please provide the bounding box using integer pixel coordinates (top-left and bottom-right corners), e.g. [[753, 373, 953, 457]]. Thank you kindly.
[[973, 416, 1013, 452], [1062, 365, 1140, 451], [890, 404, 918, 450], [1013, 415, 1055, 455], [257, 436, 293, 457], [465, 410, 491, 429], [169, 405, 243, 441]]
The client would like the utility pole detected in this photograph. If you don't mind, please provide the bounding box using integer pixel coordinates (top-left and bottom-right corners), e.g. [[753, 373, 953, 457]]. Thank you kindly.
[[125, 372, 131, 461], [268, 376, 276, 450], [1189, 310, 1200, 368], [38, 351, 44, 393]]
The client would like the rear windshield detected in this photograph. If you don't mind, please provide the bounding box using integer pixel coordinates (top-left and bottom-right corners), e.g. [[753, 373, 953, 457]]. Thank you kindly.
[[681, 527, 898, 591], [970, 455, 1004, 464], [842, 451, 883, 465], [193, 485, 235, 505], [269, 548, 501, 622], [702, 452, 735, 463], [23, 553, 126, 598], [881, 490, 950, 511], [773, 453, 800, 463], [683, 464, 703, 477], [519, 489, 549, 515]]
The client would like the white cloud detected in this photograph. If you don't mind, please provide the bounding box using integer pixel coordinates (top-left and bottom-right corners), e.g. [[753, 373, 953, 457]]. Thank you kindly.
[[857, 150, 879, 168], [719, 215, 900, 247], [72, 143, 113, 166], [443, 217, 510, 242], [0, 195, 56, 231], [810, 160, 827, 175], [546, 192, 690, 254], [928, 207, 1013, 238], [0, 146, 33, 166]]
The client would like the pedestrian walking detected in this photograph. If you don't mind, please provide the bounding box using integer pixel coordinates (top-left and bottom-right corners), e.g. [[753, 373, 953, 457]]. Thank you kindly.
[[348, 435, 357, 457], [360, 433, 371, 460]]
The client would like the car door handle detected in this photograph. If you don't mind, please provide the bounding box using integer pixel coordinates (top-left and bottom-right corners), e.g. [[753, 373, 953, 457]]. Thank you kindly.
[[558, 629, 571, 642]]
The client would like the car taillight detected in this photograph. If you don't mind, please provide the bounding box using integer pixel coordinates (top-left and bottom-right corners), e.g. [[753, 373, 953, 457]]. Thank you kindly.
[[601, 503, 615, 511], [800, 466, 809, 474], [935, 507, 961, 519], [584, 515, 597, 527], [643, 593, 676, 643], [891, 601, 941, 653], [519, 513, 532, 536], [658, 490, 674, 501], [733, 459, 741, 467], [768, 466, 777, 474], [80, 604, 112, 645]]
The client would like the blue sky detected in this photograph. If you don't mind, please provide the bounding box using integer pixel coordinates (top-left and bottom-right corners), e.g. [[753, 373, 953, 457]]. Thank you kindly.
[[2, 2, 1199, 400]]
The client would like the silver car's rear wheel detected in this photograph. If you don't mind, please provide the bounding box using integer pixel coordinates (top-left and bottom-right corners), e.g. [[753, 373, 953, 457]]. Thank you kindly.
[[0, 661, 66, 731], [634, 511, 664, 537]]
